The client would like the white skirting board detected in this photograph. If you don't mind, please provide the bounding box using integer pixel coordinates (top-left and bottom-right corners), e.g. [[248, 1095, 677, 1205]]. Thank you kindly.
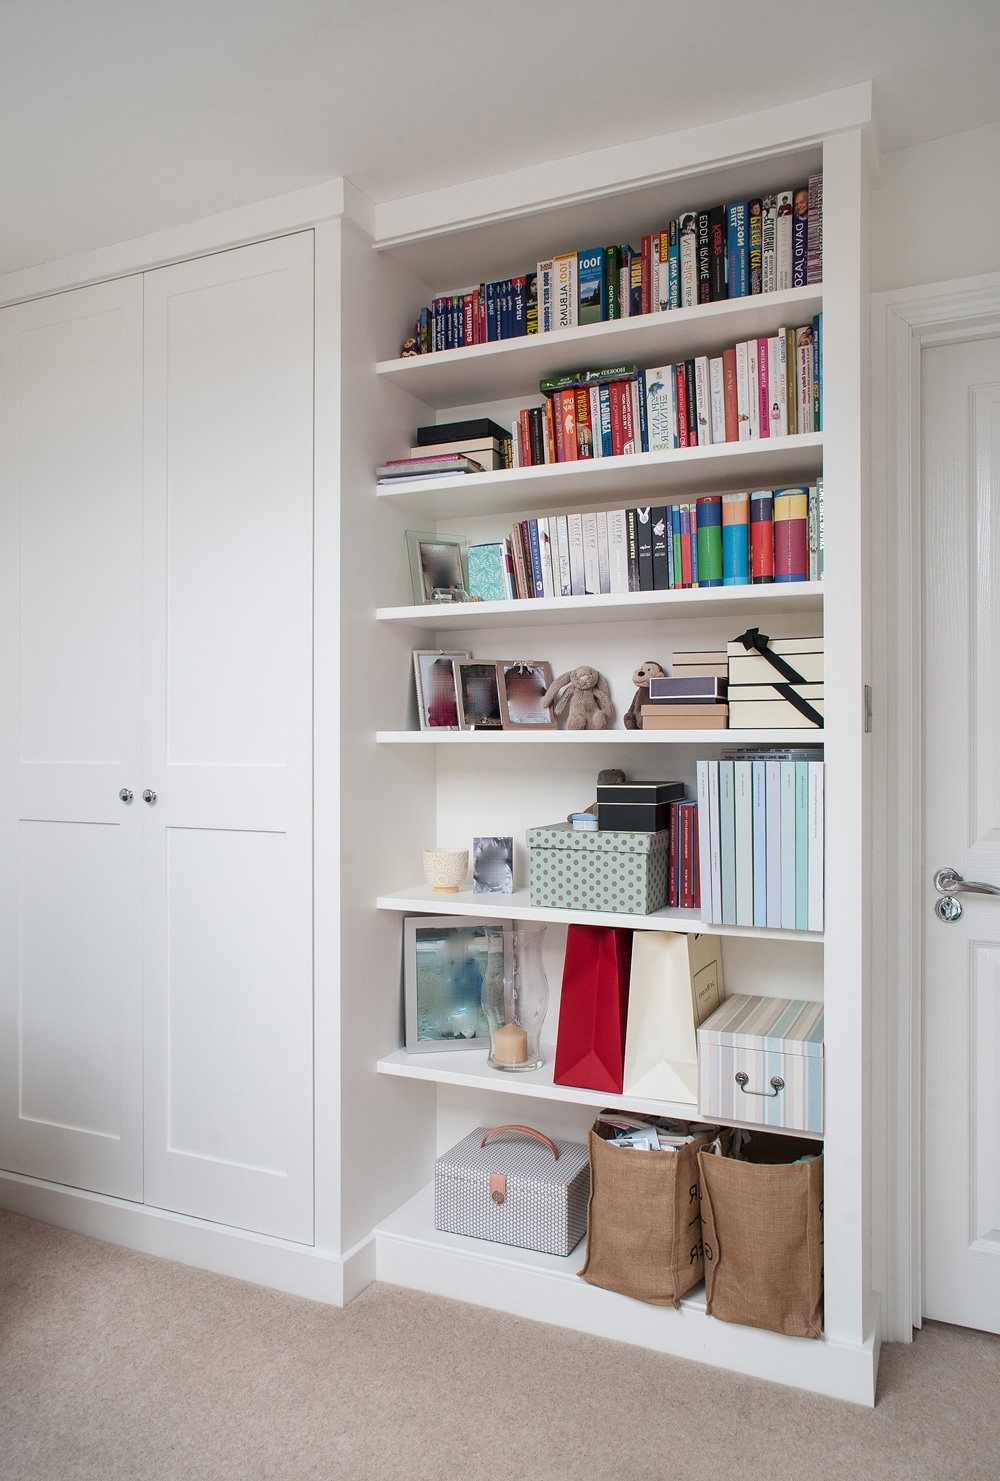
[[375, 1186, 879, 1407], [0, 1170, 375, 1308]]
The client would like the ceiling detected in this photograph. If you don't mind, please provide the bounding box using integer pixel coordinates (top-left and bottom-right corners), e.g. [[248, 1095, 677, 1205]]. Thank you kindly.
[[2, 0, 999, 274]]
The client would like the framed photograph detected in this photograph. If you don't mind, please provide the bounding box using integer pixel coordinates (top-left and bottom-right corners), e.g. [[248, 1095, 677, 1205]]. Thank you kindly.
[[456, 661, 503, 730], [413, 650, 470, 730], [473, 836, 514, 894], [403, 916, 505, 1052], [406, 530, 469, 605], [496, 660, 556, 730]]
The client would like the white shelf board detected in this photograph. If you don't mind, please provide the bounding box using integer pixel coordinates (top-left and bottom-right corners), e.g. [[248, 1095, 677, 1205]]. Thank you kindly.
[[376, 581, 824, 629], [376, 885, 823, 942], [373, 1184, 875, 1405], [376, 729, 821, 746], [376, 1047, 823, 1136], [376, 434, 823, 518], [377, 287, 823, 408]]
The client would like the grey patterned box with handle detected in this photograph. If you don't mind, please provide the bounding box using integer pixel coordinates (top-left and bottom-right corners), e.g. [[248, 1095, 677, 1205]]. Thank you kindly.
[[527, 822, 669, 914]]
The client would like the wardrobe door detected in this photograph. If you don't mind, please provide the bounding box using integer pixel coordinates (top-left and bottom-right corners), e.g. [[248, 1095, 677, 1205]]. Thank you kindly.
[[0, 279, 144, 1201], [141, 233, 315, 1242]]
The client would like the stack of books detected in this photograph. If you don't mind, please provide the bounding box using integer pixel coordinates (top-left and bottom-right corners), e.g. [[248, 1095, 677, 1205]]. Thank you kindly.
[[643, 651, 730, 731], [400, 176, 823, 355], [379, 418, 513, 483], [695, 750, 824, 930]]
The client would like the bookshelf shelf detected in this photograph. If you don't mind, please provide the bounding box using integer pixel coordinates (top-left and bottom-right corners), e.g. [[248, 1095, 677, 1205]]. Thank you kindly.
[[377, 286, 824, 409], [376, 582, 824, 629], [376, 432, 823, 518], [376, 729, 820, 746], [376, 884, 823, 942]]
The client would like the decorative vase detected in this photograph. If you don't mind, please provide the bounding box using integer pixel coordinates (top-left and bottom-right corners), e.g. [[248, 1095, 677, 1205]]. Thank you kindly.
[[481, 924, 549, 1072], [423, 849, 469, 893]]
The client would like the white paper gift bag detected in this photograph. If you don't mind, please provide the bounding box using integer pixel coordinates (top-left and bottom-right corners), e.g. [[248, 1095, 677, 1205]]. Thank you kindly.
[[621, 932, 725, 1103]]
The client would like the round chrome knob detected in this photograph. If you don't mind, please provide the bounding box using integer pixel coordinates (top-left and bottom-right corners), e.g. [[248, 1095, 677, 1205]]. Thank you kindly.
[[142, 789, 157, 805], [935, 896, 963, 923], [119, 788, 133, 803]]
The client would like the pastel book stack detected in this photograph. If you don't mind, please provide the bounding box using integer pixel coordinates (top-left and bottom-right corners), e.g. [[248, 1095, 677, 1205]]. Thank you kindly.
[[553, 925, 633, 1093], [727, 635, 824, 729], [697, 993, 824, 1135], [527, 823, 668, 914]]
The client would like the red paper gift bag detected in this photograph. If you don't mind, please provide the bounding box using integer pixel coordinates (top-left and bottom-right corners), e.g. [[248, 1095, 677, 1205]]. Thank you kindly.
[[553, 925, 633, 1093]]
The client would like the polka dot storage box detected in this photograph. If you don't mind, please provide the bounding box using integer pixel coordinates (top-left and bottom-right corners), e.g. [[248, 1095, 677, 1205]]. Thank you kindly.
[[527, 822, 669, 914]]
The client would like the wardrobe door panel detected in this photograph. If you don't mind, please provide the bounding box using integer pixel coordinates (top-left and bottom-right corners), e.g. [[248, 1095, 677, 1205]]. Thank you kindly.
[[0, 279, 144, 1201], [141, 234, 314, 1243]]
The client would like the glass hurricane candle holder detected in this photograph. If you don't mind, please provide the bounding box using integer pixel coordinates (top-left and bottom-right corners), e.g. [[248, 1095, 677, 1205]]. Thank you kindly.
[[481, 923, 548, 1072]]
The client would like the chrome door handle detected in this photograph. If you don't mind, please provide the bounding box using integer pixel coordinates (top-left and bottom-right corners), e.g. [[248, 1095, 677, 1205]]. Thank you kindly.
[[934, 868, 1000, 897], [119, 788, 133, 803], [142, 789, 157, 805]]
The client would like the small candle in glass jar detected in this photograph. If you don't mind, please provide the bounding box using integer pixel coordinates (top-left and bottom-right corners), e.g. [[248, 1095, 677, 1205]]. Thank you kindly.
[[492, 1021, 528, 1065]]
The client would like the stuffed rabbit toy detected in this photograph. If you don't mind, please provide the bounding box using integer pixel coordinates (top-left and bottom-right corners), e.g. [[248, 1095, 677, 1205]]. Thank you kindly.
[[541, 666, 614, 730]]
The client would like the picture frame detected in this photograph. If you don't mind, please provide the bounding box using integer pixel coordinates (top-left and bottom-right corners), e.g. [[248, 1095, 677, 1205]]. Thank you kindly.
[[413, 650, 471, 731], [496, 660, 556, 730], [456, 660, 504, 730], [403, 915, 507, 1052], [473, 836, 514, 894], [406, 530, 469, 605]]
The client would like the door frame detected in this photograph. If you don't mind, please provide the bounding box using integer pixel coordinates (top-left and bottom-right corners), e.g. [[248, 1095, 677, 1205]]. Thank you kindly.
[[872, 269, 1000, 1342]]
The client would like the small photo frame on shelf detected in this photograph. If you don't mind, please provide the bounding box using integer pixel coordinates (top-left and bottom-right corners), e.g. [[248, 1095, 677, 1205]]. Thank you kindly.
[[473, 836, 514, 894], [497, 660, 556, 730], [413, 650, 470, 731], [456, 661, 503, 730], [406, 530, 469, 605], [403, 916, 500, 1052]]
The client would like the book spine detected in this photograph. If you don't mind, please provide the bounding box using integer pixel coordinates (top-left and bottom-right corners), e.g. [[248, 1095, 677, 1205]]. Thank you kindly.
[[814, 311, 823, 430], [748, 199, 763, 294], [684, 359, 698, 445], [501, 281, 513, 340], [816, 477, 824, 579], [708, 760, 722, 923], [640, 234, 652, 315], [785, 327, 796, 434], [761, 195, 778, 293], [695, 495, 723, 586], [551, 395, 566, 462], [808, 483, 819, 580], [501, 538, 515, 599], [604, 245, 620, 320], [765, 760, 782, 928], [767, 335, 783, 440], [735, 342, 751, 441], [544, 397, 556, 463], [510, 417, 520, 468], [554, 253, 578, 329], [538, 518, 554, 598], [598, 384, 613, 456], [679, 216, 698, 307], [671, 505, 682, 589], [664, 504, 674, 589], [529, 405, 545, 466], [797, 326, 815, 433], [512, 276, 527, 336], [555, 514, 571, 596], [526, 519, 544, 597], [746, 340, 760, 439], [734, 760, 754, 927], [752, 759, 767, 928], [577, 248, 604, 325], [776, 191, 793, 291], [619, 247, 631, 318], [681, 803, 695, 910], [697, 764, 713, 919], [694, 356, 712, 446], [709, 357, 726, 444], [808, 761, 825, 931], [635, 507, 654, 591], [795, 761, 809, 930], [559, 389, 578, 462], [727, 202, 748, 297], [807, 173, 823, 284], [582, 513, 600, 596], [509, 522, 528, 598], [462, 292, 475, 346], [607, 510, 628, 593], [537, 261, 554, 332], [690, 501, 699, 587], [567, 514, 586, 595], [756, 336, 770, 439], [635, 371, 648, 453], [596, 510, 611, 593], [650, 506, 669, 591], [779, 763, 797, 929], [773, 487, 809, 582], [668, 220, 680, 308], [619, 381, 637, 455], [674, 364, 689, 448], [793, 188, 808, 287], [525, 273, 537, 335], [708, 204, 728, 300], [723, 346, 739, 441], [574, 386, 593, 459], [668, 802, 679, 909], [696, 210, 711, 304], [626, 508, 640, 592], [588, 386, 603, 457], [629, 248, 643, 318], [722, 492, 750, 586], [680, 505, 693, 588], [750, 490, 775, 583], [646, 367, 674, 453], [657, 230, 671, 311]]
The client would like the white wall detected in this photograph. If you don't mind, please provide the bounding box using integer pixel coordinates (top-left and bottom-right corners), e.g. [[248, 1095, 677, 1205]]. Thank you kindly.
[[872, 124, 1000, 292]]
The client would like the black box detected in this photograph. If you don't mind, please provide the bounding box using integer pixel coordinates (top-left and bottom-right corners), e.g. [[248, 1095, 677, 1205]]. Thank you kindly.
[[417, 418, 511, 447], [598, 801, 672, 832], [595, 780, 685, 805], [647, 676, 728, 703]]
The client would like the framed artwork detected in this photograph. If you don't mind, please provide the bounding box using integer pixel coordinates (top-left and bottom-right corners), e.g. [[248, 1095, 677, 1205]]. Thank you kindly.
[[406, 530, 469, 605], [473, 836, 514, 894], [413, 650, 470, 730], [496, 660, 556, 730], [403, 916, 503, 1052], [456, 661, 504, 730]]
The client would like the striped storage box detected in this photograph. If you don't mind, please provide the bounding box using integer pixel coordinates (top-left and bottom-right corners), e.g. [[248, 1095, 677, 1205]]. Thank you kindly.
[[434, 1125, 590, 1256], [697, 994, 824, 1134]]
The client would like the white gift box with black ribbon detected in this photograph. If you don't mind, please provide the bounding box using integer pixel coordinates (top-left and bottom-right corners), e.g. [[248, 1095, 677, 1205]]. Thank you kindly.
[[726, 630, 824, 730]]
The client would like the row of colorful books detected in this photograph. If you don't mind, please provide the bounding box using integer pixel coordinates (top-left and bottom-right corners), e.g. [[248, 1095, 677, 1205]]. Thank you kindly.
[[694, 751, 824, 931], [400, 176, 823, 355], [466, 485, 823, 604]]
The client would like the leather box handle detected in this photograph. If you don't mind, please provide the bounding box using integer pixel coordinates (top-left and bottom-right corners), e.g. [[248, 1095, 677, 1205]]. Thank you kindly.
[[480, 1125, 559, 1160]]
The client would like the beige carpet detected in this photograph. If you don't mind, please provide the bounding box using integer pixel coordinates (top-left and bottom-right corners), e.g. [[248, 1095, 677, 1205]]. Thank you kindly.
[[1, 1210, 998, 1481]]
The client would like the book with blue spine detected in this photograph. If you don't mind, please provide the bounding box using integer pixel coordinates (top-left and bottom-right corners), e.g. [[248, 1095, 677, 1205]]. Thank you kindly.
[[527, 519, 545, 598], [727, 203, 749, 297], [512, 277, 527, 336], [577, 249, 604, 325], [485, 282, 498, 341], [795, 761, 810, 929], [721, 492, 750, 585], [734, 760, 754, 926], [765, 759, 782, 927], [780, 762, 797, 929], [695, 495, 723, 587], [719, 760, 737, 925], [752, 760, 767, 927]]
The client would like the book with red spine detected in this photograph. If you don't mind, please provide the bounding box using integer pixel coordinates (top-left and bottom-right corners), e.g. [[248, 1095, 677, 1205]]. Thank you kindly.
[[680, 505, 693, 587], [463, 293, 476, 346], [640, 234, 652, 314], [674, 365, 689, 448], [680, 803, 696, 909], [750, 490, 775, 583], [668, 801, 680, 908], [773, 487, 809, 582], [559, 389, 578, 461], [723, 347, 739, 441], [757, 337, 770, 439], [518, 408, 533, 466], [574, 386, 594, 459], [544, 397, 556, 462], [551, 398, 566, 461], [477, 291, 486, 343]]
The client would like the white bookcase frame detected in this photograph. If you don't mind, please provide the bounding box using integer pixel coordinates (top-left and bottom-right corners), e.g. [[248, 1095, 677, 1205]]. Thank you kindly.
[[356, 94, 877, 1403]]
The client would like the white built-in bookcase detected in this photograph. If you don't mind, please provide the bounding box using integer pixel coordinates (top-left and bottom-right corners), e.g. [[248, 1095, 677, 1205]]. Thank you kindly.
[[344, 94, 874, 1402]]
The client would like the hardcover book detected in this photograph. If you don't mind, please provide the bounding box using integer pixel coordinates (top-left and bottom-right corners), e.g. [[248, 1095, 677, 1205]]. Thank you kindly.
[[577, 248, 604, 324]]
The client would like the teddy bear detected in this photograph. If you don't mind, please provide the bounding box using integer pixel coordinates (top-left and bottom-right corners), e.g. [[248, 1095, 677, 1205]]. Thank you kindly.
[[623, 660, 667, 730], [541, 666, 614, 730]]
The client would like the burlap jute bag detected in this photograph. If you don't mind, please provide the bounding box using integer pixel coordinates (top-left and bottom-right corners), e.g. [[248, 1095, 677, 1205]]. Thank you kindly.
[[699, 1134, 823, 1338], [579, 1122, 714, 1306]]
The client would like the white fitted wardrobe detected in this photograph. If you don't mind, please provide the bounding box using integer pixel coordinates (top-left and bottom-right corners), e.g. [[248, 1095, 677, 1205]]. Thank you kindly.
[[0, 231, 315, 1244]]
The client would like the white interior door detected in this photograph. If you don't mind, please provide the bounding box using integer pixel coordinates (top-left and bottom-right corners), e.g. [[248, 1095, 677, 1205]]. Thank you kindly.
[[922, 330, 1000, 1332], [141, 233, 315, 1243], [0, 279, 144, 1201]]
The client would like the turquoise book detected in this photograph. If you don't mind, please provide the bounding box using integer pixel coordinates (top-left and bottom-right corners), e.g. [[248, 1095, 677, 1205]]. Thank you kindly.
[[719, 760, 737, 926], [780, 761, 797, 929], [795, 760, 810, 929], [468, 542, 507, 603]]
